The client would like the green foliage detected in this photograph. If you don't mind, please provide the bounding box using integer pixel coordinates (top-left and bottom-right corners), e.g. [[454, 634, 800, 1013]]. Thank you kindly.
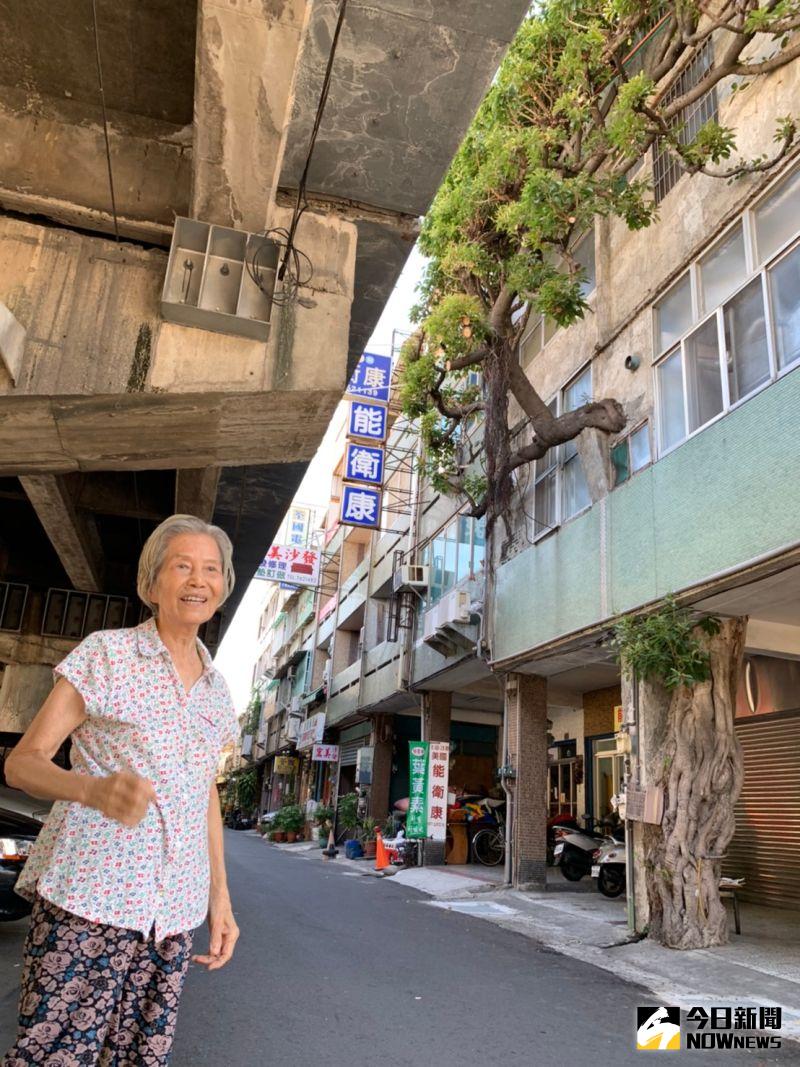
[[278, 804, 306, 833], [237, 768, 258, 811], [313, 804, 335, 828], [337, 792, 360, 831], [609, 595, 721, 690], [358, 817, 378, 842]]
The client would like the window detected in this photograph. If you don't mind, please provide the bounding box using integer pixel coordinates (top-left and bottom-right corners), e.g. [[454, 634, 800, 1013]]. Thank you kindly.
[[416, 514, 487, 622], [699, 224, 746, 313], [754, 167, 800, 263], [611, 423, 652, 486], [655, 273, 692, 353], [455, 515, 472, 583], [519, 230, 596, 366], [653, 165, 800, 453], [532, 368, 593, 537], [653, 41, 718, 204], [574, 229, 596, 298]]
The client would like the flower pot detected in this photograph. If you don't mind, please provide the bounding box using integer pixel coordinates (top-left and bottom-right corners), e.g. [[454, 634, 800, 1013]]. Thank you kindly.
[[363, 839, 377, 859], [272, 831, 286, 843], [285, 831, 297, 843]]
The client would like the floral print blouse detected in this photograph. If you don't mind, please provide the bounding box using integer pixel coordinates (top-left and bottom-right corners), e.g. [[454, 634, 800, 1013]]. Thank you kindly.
[[16, 618, 238, 941]]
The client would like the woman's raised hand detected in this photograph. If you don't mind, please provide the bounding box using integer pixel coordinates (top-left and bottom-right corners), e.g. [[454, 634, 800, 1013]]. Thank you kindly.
[[88, 770, 157, 827]]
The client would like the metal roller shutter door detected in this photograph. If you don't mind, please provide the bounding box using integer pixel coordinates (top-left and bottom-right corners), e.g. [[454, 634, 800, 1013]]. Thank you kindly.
[[724, 710, 800, 909], [338, 740, 362, 766]]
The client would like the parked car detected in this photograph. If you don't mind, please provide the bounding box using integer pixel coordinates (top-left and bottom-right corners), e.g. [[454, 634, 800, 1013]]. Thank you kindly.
[[0, 785, 52, 823], [0, 806, 42, 921]]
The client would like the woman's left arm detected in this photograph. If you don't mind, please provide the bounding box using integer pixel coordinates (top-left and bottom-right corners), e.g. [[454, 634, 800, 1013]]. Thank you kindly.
[[192, 785, 240, 971]]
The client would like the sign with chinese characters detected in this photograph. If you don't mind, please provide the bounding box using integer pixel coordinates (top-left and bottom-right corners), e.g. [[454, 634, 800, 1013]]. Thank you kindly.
[[274, 756, 299, 775], [346, 352, 392, 404], [406, 741, 429, 839], [296, 712, 326, 751], [312, 743, 339, 762], [254, 545, 321, 587], [340, 483, 382, 528], [348, 400, 387, 442], [287, 505, 312, 547], [426, 742, 450, 841], [345, 442, 384, 485]]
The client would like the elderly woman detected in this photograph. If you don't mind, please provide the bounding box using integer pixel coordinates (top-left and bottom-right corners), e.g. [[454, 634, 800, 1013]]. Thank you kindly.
[[3, 514, 240, 1066]]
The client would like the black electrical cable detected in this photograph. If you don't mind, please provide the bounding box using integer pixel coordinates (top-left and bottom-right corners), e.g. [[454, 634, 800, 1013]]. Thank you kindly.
[[278, 0, 349, 283], [91, 0, 120, 242]]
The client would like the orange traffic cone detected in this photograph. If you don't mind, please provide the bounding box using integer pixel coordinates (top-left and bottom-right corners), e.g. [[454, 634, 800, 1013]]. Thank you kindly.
[[322, 829, 338, 860], [375, 831, 390, 872]]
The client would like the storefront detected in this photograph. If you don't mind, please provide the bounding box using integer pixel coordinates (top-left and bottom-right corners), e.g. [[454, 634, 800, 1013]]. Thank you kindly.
[[389, 714, 499, 808], [726, 654, 800, 909]]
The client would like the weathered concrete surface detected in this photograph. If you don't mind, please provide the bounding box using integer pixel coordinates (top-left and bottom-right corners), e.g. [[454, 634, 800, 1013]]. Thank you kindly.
[[0, 301, 25, 385], [18, 474, 104, 592], [193, 0, 311, 231], [0, 663, 53, 732]]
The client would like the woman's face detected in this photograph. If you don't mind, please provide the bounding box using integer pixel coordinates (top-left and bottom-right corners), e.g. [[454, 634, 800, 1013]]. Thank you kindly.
[[150, 533, 225, 627]]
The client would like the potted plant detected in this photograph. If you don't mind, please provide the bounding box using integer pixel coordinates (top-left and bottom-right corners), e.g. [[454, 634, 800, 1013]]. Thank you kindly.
[[270, 809, 287, 843], [359, 817, 378, 859], [280, 804, 305, 843], [314, 804, 335, 849], [337, 793, 359, 837]]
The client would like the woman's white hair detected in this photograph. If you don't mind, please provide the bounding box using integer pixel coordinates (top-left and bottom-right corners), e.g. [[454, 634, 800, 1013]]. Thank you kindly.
[[137, 514, 235, 616]]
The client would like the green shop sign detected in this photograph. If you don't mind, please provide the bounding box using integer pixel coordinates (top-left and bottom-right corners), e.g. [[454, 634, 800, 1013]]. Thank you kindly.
[[406, 741, 429, 838]]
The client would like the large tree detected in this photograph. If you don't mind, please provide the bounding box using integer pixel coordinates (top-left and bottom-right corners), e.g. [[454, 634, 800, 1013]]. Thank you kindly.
[[400, 0, 799, 532]]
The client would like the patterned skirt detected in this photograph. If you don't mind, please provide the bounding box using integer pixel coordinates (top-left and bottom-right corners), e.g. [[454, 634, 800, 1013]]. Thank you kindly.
[[4, 895, 193, 1066]]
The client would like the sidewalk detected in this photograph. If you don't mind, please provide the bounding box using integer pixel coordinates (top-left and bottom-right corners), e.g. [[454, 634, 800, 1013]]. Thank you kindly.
[[264, 835, 800, 1044]]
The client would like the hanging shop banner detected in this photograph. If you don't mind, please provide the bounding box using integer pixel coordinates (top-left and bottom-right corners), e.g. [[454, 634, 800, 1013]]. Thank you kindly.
[[312, 743, 339, 762], [274, 756, 299, 775], [427, 742, 450, 842], [348, 399, 387, 443], [255, 545, 321, 587], [340, 483, 382, 528], [406, 741, 430, 839], [297, 712, 326, 751], [345, 442, 384, 485], [346, 352, 392, 404]]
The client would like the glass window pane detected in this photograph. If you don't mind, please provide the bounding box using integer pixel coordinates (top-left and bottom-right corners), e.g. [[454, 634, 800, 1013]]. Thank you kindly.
[[685, 315, 724, 432], [723, 277, 770, 404], [629, 424, 651, 472], [543, 316, 559, 344], [611, 441, 630, 486], [655, 273, 692, 353], [430, 532, 445, 605], [443, 523, 457, 593], [699, 224, 746, 313], [755, 168, 800, 264], [522, 318, 542, 363], [657, 349, 686, 451], [574, 229, 596, 297], [472, 516, 486, 571], [455, 516, 471, 582], [563, 365, 592, 412], [770, 243, 800, 370], [562, 455, 590, 519], [534, 469, 557, 533]]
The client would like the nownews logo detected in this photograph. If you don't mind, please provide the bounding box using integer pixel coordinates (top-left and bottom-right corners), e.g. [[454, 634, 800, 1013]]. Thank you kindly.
[[636, 1005, 782, 1051]]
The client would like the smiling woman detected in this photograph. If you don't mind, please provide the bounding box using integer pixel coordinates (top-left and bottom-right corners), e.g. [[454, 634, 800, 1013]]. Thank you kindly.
[[3, 514, 240, 1066]]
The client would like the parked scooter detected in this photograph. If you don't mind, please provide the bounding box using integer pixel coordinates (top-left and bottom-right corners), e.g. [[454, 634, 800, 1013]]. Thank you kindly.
[[552, 817, 623, 882], [592, 837, 627, 897]]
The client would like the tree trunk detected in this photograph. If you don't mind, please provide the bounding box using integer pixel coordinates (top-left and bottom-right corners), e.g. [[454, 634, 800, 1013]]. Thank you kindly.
[[643, 616, 746, 949]]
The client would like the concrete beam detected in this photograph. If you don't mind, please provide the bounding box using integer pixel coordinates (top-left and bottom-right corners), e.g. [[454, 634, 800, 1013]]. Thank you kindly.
[[192, 0, 310, 230], [19, 475, 104, 593], [175, 467, 221, 522], [0, 663, 54, 733], [0, 94, 190, 239]]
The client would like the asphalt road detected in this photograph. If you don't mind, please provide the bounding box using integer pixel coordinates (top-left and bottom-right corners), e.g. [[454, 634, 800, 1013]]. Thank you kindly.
[[0, 833, 796, 1066]]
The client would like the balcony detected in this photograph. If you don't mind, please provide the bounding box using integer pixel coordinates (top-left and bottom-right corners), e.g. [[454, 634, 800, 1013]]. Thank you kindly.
[[360, 640, 405, 709], [493, 366, 800, 664], [337, 556, 368, 630], [325, 659, 362, 727]]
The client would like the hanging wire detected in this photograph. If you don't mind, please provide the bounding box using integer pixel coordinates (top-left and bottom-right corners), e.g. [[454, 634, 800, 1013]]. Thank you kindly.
[[91, 0, 120, 242], [279, 0, 349, 282]]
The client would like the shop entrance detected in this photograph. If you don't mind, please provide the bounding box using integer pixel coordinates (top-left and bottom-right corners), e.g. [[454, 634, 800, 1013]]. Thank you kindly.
[[548, 740, 579, 818], [591, 736, 624, 824]]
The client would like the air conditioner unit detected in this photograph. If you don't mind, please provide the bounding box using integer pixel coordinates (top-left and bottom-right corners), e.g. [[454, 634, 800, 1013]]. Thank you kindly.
[[422, 607, 438, 642], [289, 695, 302, 714], [438, 589, 470, 627], [393, 565, 429, 594], [322, 662, 332, 687], [286, 666, 296, 681], [357, 626, 366, 651]]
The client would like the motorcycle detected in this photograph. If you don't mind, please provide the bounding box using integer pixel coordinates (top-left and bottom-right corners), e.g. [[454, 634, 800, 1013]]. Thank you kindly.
[[552, 817, 623, 882], [591, 837, 627, 898]]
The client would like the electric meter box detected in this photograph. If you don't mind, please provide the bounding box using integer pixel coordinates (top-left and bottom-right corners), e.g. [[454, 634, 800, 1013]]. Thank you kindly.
[[161, 217, 278, 341], [355, 745, 374, 786]]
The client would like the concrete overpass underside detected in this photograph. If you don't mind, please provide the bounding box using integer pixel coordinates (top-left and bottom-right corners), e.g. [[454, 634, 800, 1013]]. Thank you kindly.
[[0, 0, 530, 722]]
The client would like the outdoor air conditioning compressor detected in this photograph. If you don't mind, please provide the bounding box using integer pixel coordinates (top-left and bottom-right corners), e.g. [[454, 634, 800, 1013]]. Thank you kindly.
[[392, 564, 429, 594]]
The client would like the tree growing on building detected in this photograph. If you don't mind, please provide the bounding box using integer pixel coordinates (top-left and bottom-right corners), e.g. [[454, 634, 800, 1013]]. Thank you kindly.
[[400, 1, 800, 949], [400, 0, 799, 531]]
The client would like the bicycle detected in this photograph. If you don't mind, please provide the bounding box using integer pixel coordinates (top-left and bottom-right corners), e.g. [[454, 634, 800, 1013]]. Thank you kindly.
[[469, 799, 506, 867]]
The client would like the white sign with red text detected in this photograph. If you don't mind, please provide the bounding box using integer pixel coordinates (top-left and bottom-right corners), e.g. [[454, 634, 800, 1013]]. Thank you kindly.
[[255, 545, 321, 587], [312, 743, 339, 762], [426, 742, 450, 842]]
